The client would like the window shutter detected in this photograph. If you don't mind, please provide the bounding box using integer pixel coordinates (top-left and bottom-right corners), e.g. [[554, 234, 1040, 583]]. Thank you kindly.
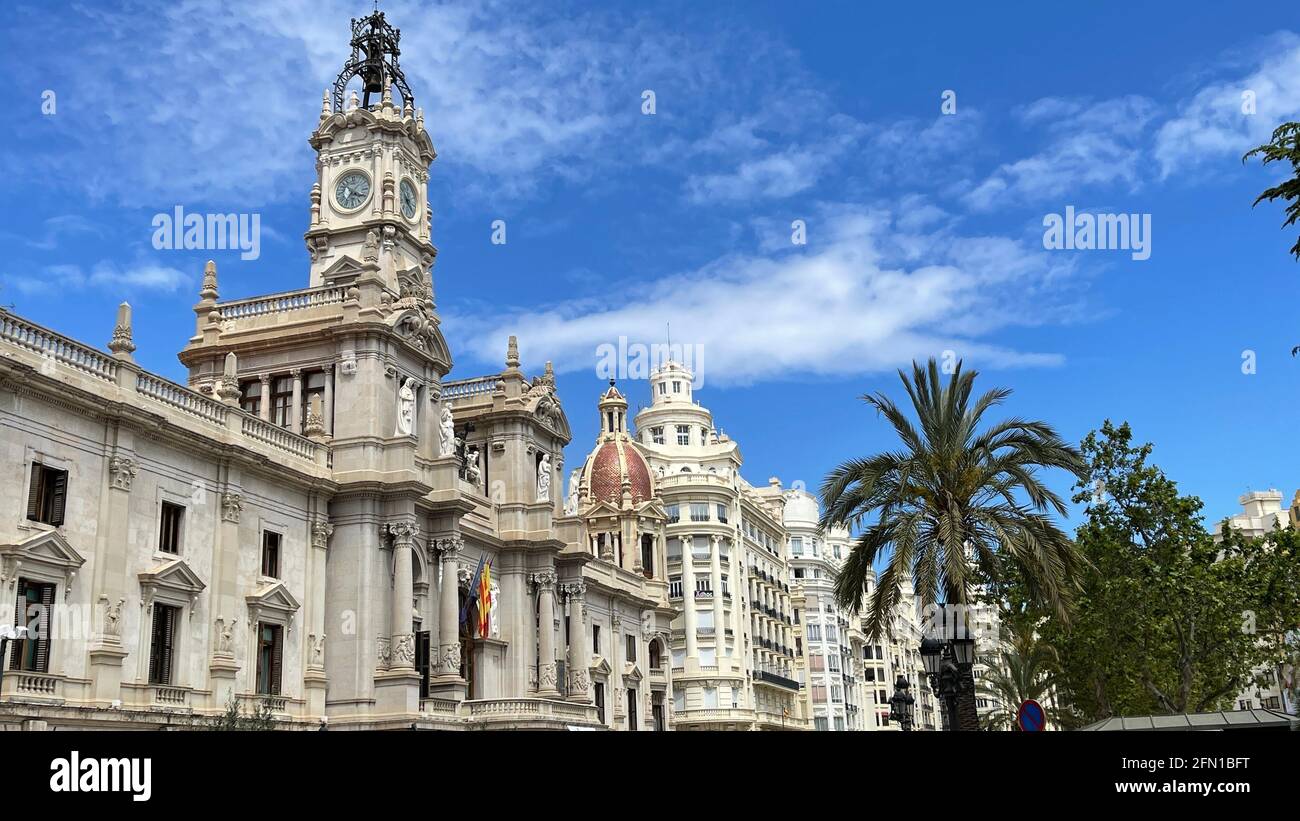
[[26, 464, 41, 521], [271, 626, 283, 695], [49, 470, 67, 527], [148, 607, 163, 684], [34, 582, 54, 673], [161, 606, 175, 686], [9, 580, 23, 671]]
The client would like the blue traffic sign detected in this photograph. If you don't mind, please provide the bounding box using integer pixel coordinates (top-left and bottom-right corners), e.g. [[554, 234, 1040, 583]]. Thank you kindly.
[[1017, 699, 1045, 731]]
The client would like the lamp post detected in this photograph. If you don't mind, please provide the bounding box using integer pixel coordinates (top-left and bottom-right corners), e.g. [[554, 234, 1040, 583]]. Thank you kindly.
[[920, 629, 979, 731], [887, 674, 914, 732]]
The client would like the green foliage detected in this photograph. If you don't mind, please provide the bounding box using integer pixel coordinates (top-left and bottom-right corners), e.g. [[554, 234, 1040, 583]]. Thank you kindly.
[[820, 358, 1088, 641], [1040, 421, 1300, 724], [1244, 122, 1300, 260], [205, 693, 279, 731], [976, 620, 1061, 731]]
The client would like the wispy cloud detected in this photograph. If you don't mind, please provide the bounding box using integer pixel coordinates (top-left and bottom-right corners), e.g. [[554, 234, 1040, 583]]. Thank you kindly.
[[4, 261, 188, 296], [1154, 31, 1300, 178], [447, 203, 1083, 386]]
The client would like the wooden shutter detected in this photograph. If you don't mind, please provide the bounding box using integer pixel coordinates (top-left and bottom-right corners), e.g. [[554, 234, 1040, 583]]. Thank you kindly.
[[148, 606, 175, 685], [33, 582, 53, 673], [9, 580, 23, 671], [161, 606, 175, 685], [148, 607, 163, 684], [49, 469, 67, 527], [26, 464, 41, 521], [270, 625, 283, 695]]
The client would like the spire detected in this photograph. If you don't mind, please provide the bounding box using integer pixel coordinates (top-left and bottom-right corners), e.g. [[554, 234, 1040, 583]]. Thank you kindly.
[[506, 335, 520, 369], [200, 259, 219, 301], [320, 89, 331, 120], [107, 302, 136, 361]]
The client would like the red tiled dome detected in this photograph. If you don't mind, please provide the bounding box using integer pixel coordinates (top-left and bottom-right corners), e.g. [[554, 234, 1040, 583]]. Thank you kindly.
[[585, 439, 653, 505]]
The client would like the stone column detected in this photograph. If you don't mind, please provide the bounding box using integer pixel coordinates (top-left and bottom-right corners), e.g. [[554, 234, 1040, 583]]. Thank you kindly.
[[322, 364, 335, 435], [258, 374, 272, 421], [564, 581, 590, 701], [434, 536, 463, 679], [290, 368, 303, 434], [386, 521, 418, 670], [682, 536, 698, 660], [533, 570, 559, 697], [612, 612, 625, 721], [304, 518, 332, 716], [710, 535, 724, 658]]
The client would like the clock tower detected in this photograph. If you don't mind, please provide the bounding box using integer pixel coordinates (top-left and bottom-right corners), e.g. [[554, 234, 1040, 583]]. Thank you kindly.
[[304, 10, 436, 296]]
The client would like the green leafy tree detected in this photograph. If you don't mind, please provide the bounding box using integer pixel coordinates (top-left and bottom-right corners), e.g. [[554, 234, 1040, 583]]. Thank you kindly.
[[1244, 122, 1300, 261], [204, 693, 278, 731], [820, 358, 1088, 730], [977, 620, 1061, 731], [1043, 421, 1300, 723]]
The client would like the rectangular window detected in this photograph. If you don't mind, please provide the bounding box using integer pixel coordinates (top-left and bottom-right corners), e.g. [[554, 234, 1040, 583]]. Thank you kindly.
[[806, 624, 822, 641], [690, 503, 709, 522], [595, 682, 606, 724], [715, 504, 729, 524], [672, 648, 685, 669], [672, 381, 682, 394], [814, 717, 828, 731], [255, 622, 283, 695], [592, 624, 601, 657], [668, 577, 682, 598], [809, 654, 825, 672], [673, 688, 685, 712], [651, 426, 664, 445], [828, 655, 841, 672], [239, 378, 262, 416], [791, 537, 803, 556], [25, 463, 68, 527], [158, 501, 184, 554], [625, 634, 637, 664], [10, 579, 55, 672], [702, 686, 718, 708], [627, 689, 638, 731], [691, 536, 710, 560], [148, 604, 179, 685], [270, 376, 294, 428], [699, 647, 717, 666], [675, 425, 690, 445], [667, 506, 680, 524], [261, 531, 281, 578], [812, 685, 827, 703]]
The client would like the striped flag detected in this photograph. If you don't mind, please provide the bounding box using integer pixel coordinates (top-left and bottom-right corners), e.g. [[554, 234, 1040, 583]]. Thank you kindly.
[[460, 553, 486, 627], [478, 561, 493, 638]]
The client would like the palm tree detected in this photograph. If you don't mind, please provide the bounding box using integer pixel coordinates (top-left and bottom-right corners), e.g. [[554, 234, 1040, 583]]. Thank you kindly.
[[820, 358, 1088, 730], [976, 621, 1060, 731]]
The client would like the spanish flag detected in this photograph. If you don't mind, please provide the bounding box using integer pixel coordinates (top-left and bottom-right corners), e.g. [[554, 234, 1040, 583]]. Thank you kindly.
[[477, 560, 493, 638]]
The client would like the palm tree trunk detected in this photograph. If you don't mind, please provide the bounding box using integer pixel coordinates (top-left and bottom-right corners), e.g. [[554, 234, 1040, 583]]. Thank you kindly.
[[956, 666, 981, 731]]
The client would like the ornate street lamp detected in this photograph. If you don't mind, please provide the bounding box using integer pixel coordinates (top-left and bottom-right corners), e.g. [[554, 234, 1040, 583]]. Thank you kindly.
[[888, 675, 914, 731]]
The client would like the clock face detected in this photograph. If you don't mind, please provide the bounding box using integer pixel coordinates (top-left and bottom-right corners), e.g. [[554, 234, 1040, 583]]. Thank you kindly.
[[399, 179, 419, 220], [334, 171, 371, 210]]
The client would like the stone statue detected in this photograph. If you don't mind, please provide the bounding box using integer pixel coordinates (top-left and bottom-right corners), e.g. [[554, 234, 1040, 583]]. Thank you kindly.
[[395, 377, 416, 436], [216, 617, 237, 655], [309, 634, 325, 667], [438, 403, 455, 457], [465, 445, 481, 486], [563, 468, 581, 515], [537, 453, 551, 502], [489, 579, 501, 638], [102, 596, 125, 638]]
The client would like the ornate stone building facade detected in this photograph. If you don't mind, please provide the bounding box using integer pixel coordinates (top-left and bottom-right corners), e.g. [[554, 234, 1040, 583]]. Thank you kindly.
[[0, 10, 669, 731]]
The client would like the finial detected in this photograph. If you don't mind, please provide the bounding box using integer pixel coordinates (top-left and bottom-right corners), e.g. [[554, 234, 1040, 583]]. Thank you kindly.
[[403, 98, 414, 120], [216, 352, 242, 406], [320, 89, 331, 120], [200, 259, 219, 301], [416, 107, 424, 129], [108, 301, 136, 360], [349, 90, 360, 111], [506, 335, 520, 369], [382, 75, 393, 109]]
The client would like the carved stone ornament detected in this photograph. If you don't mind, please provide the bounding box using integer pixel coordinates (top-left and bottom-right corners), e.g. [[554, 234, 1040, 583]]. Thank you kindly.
[[221, 492, 244, 523], [391, 633, 416, 666], [311, 520, 334, 549], [100, 595, 125, 639], [438, 642, 461, 675], [108, 455, 138, 492]]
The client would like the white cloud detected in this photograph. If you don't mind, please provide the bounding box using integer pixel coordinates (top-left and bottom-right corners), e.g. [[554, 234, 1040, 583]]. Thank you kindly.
[[3, 262, 187, 295], [963, 96, 1157, 211], [447, 204, 1079, 386], [1155, 31, 1300, 178]]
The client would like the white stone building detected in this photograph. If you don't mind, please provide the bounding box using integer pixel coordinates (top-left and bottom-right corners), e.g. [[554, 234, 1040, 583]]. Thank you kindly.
[[0, 10, 675, 731]]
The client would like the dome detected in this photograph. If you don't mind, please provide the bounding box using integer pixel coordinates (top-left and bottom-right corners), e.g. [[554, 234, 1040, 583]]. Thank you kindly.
[[782, 489, 821, 526], [583, 439, 654, 506]]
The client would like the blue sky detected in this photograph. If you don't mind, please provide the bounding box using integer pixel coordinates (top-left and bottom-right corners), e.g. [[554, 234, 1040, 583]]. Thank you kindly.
[[4, 0, 1300, 529]]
